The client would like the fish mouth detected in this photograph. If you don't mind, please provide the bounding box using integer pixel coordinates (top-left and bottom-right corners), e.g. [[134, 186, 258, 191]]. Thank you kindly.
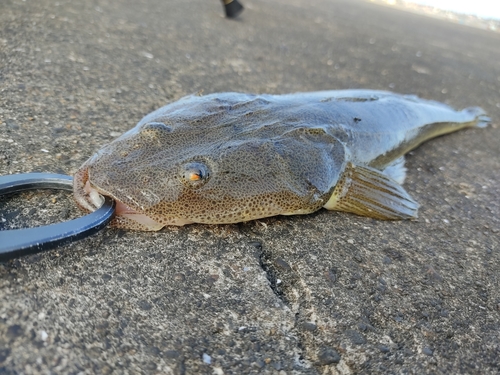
[[73, 166, 104, 212], [73, 166, 190, 230], [73, 165, 147, 217]]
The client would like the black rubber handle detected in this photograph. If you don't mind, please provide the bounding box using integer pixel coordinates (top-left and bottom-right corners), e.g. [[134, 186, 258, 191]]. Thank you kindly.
[[0, 173, 115, 261]]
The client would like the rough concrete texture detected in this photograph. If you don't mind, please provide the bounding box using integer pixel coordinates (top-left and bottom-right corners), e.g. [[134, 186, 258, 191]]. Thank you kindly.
[[1, 0, 499, 373]]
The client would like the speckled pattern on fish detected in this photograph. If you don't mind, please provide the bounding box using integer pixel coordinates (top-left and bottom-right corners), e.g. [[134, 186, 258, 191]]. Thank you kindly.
[[73, 90, 489, 230]]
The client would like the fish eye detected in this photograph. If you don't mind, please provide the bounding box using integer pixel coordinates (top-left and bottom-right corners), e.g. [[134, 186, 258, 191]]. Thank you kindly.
[[140, 122, 172, 136], [182, 162, 210, 187]]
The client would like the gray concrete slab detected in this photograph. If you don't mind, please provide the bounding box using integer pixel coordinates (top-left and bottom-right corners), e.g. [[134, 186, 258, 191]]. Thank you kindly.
[[1, 0, 499, 373]]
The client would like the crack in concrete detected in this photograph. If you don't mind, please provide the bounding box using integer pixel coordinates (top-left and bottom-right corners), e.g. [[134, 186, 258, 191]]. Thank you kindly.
[[264, 246, 341, 371], [249, 239, 321, 372], [250, 240, 290, 306]]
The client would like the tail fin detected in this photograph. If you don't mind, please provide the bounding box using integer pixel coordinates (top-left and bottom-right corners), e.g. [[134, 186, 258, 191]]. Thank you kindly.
[[462, 107, 491, 128]]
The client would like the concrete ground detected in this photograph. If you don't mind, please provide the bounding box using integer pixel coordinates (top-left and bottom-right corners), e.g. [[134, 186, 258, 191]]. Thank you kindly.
[[1, 0, 499, 373]]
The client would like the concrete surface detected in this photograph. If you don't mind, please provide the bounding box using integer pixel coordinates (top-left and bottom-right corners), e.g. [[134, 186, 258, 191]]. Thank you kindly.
[[1, 0, 499, 373]]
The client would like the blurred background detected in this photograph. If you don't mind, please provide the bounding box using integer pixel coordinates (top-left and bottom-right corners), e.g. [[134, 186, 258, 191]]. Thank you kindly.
[[372, 0, 500, 31]]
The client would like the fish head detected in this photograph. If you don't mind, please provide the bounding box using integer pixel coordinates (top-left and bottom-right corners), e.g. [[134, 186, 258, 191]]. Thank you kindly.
[[74, 95, 347, 230]]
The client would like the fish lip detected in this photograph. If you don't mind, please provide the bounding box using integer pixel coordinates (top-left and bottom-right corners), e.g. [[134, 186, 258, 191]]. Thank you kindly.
[[74, 165, 119, 214], [73, 165, 99, 212]]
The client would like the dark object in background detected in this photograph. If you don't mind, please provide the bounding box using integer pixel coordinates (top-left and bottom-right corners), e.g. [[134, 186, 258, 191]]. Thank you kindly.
[[221, 0, 244, 18]]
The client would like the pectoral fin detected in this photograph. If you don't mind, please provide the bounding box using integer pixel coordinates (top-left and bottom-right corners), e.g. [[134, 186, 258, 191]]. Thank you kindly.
[[381, 156, 407, 184], [323, 163, 419, 220]]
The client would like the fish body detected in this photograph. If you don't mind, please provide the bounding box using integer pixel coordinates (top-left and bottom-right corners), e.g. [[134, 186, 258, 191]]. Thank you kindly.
[[73, 90, 489, 230]]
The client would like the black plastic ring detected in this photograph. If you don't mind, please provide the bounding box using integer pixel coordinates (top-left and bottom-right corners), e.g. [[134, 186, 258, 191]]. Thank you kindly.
[[0, 173, 115, 261]]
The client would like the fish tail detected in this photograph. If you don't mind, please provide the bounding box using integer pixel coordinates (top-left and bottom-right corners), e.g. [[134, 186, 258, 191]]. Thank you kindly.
[[461, 107, 491, 128]]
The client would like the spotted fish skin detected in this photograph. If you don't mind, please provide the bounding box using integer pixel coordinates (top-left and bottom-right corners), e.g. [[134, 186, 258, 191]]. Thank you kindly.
[[73, 90, 489, 230]]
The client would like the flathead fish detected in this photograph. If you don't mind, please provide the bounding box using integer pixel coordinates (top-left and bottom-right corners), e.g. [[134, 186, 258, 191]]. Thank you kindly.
[[74, 90, 489, 230]]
